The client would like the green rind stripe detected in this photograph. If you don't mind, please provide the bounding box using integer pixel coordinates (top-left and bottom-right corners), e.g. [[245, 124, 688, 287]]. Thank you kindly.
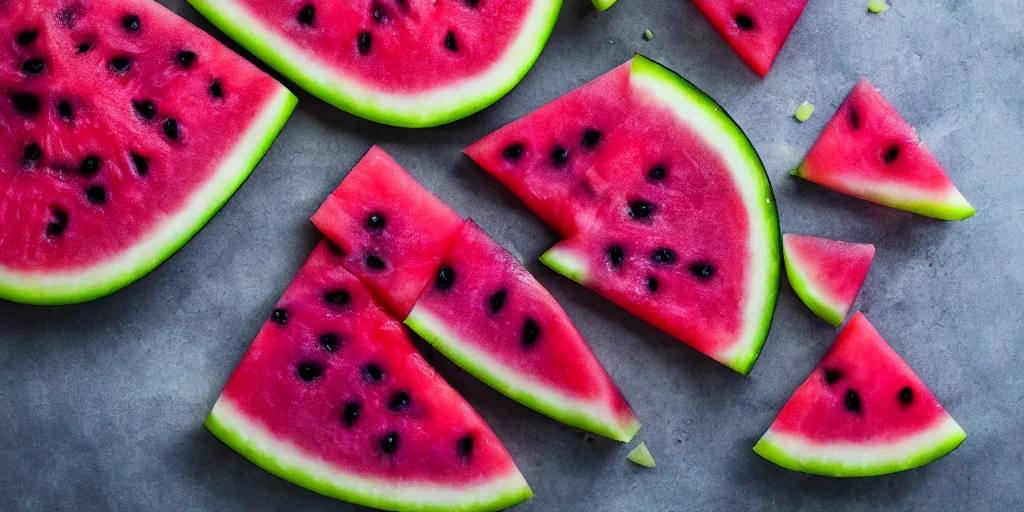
[[783, 247, 845, 327], [592, 0, 619, 11]]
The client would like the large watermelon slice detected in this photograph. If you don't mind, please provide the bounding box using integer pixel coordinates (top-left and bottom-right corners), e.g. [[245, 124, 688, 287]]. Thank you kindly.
[[208, 241, 532, 511], [793, 79, 975, 220], [188, 0, 561, 128], [783, 234, 874, 327], [754, 313, 966, 477], [313, 147, 640, 441], [0, 0, 295, 305], [465, 55, 780, 374], [407, 220, 641, 442], [691, 0, 808, 78]]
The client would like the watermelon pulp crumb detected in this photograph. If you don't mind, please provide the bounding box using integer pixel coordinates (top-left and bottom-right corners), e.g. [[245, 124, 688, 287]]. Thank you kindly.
[[794, 101, 815, 122], [627, 443, 656, 468], [868, 0, 890, 13], [643, 30, 654, 41]]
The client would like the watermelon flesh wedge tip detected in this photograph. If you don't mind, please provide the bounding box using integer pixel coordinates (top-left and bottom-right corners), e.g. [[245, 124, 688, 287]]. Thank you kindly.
[[313, 147, 640, 441], [793, 79, 975, 220], [0, 0, 296, 305], [691, 0, 808, 78], [754, 313, 966, 477], [208, 242, 531, 511], [188, 0, 561, 128], [783, 234, 874, 327], [465, 55, 781, 374]]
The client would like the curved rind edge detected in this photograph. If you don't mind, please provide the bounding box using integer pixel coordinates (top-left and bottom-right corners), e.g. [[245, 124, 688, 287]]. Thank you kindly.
[[783, 245, 845, 327], [592, 0, 619, 11]]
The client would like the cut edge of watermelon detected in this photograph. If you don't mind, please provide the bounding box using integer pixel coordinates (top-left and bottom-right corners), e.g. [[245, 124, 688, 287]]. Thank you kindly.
[[406, 306, 642, 443], [592, 0, 619, 11], [753, 413, 966, 477], [187, 0, 562, 128], [207, 397, 533, 512], [783, 245, 847, 327], [0, 86, 297, 306]]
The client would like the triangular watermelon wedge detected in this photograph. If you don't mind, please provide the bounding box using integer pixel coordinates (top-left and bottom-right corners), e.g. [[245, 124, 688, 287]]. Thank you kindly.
[[691, 0, 808, 77], [793, 79, 975, 220], [783, 234, 875, 327], [208, 242, 532, 511], [754, 313, 966, 477]]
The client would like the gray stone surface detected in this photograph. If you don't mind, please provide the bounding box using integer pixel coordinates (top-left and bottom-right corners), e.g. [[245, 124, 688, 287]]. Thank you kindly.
[[2, 0, 1021, 510]]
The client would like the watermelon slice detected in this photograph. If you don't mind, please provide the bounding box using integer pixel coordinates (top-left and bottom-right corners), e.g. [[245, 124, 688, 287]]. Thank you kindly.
[[754, 313, 966, 477], [783, 234, 875, 327], [793, 79, 975, 220], [0, 0, 296, 305], [465, 55, 781, 374], [406, 220, 641, 442], [691, 0, 808, 78], [187, 0, 561, 128], [208, 241, 532, 511]]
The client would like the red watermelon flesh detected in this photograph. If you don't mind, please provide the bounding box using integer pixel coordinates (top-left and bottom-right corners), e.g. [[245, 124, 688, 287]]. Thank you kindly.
[[208, 241, 532, 511], [691, 0, 807, 78], [0, 0, 295, 305], [312, 146, 464, 319], [793, 79, 975, 220], [466, 55, 781, 374], [783, 234, 874, 327], [754, 313, 966, 476], [406, 220, 641, 442]]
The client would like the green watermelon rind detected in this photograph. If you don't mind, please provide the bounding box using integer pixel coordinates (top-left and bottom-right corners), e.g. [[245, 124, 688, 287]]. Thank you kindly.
[[783, 246, 846, 327], [592, 0, 619, 11], [187, 0, 562, 128], [206, 398, 533, 512], [406, 307, 642, 443], [0, 87, 297, 306], [753, 414, 966, 477], [542, 55, 781, 376]]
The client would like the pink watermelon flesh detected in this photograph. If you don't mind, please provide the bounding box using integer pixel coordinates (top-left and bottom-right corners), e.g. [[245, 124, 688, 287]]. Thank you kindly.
[[407, 220, 640, 441], [311, 146, 464, 319], [793, 79, 975, 220], [754, 313, 966, 476], [0, 0, 293, 304], [783, 234, 874, 327], [691, 0, 807, 78], [465, 56, 781, 374], [209, 241, 531, 510]]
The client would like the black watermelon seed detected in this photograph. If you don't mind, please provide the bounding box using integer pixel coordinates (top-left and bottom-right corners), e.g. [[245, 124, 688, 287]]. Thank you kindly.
[[898, 386, 914, 405], [59, 8, 77, 28], [522, 319, 540, 347], [323, 290, 350, 305], [366, 255, 386, 270], [380, 432, 399, 455], [17, 30, 38, 46], [163, 119, 179, 140], [132, 99, 156, 120], [608, 246, 625, 267], [551, 146, 568, 166], [457, 436, 474, 458], [79, 155, 101, 175], [389, 391, 411, 411], [435, 266, 455, 290], [176, 51, 196, 68], [357, 32, 372, 55], [85, 186, 106, 205], [131, 152, 149, 176], [209, 79, 224, 99], [844, 389, 861, 414], [464, 0, 480, 7], [504, 144, 524, 160], [46, 209, 68, 237], [849, 107, 860, 130], [22, 58, 44, 75], [647, 276, 659, 293], [652, 248, 675, 264], [488, 289, 507, 314], [271, 308, 288, 325], [23, 143, 41, 164], [363, 364, 384, 382], [366, 212, 386, 230], [628, 200, 653, 219], [297, 363, 322, 382], [57, 101, 73, 121], [445, 31, 458, 52], [689, 263, 715, 280], [824, 369, 842, 385], [298, 5, 315, 25], [884, 145, 900, 164], [373, 5, 385, 22], [76, 43, 92, 54], [735, 14, 755, 30], [122, 14, 141, 31], [11, 93, 40, 114], [648, 165, 666, 180], [110, 57, 131, 74], [319, 333, 340, 352], [342, 402, 360, 426], [582, 129, 601, 147]]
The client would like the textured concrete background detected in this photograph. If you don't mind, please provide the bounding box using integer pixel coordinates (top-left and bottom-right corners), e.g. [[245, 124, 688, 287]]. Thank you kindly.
[[1, 0, 1022, 510]]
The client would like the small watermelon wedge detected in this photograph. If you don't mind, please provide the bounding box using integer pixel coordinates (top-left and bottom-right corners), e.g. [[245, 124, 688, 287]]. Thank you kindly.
[[208, 242, 532, 511], [188, 0, 561, 127], [793, 79, 975, 220], [691, 0, 808, 78], [466, 55, 781, 374], [0, 0, 295, 305], [754, 313, 966, 477], [783, 234, 875, 327]]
